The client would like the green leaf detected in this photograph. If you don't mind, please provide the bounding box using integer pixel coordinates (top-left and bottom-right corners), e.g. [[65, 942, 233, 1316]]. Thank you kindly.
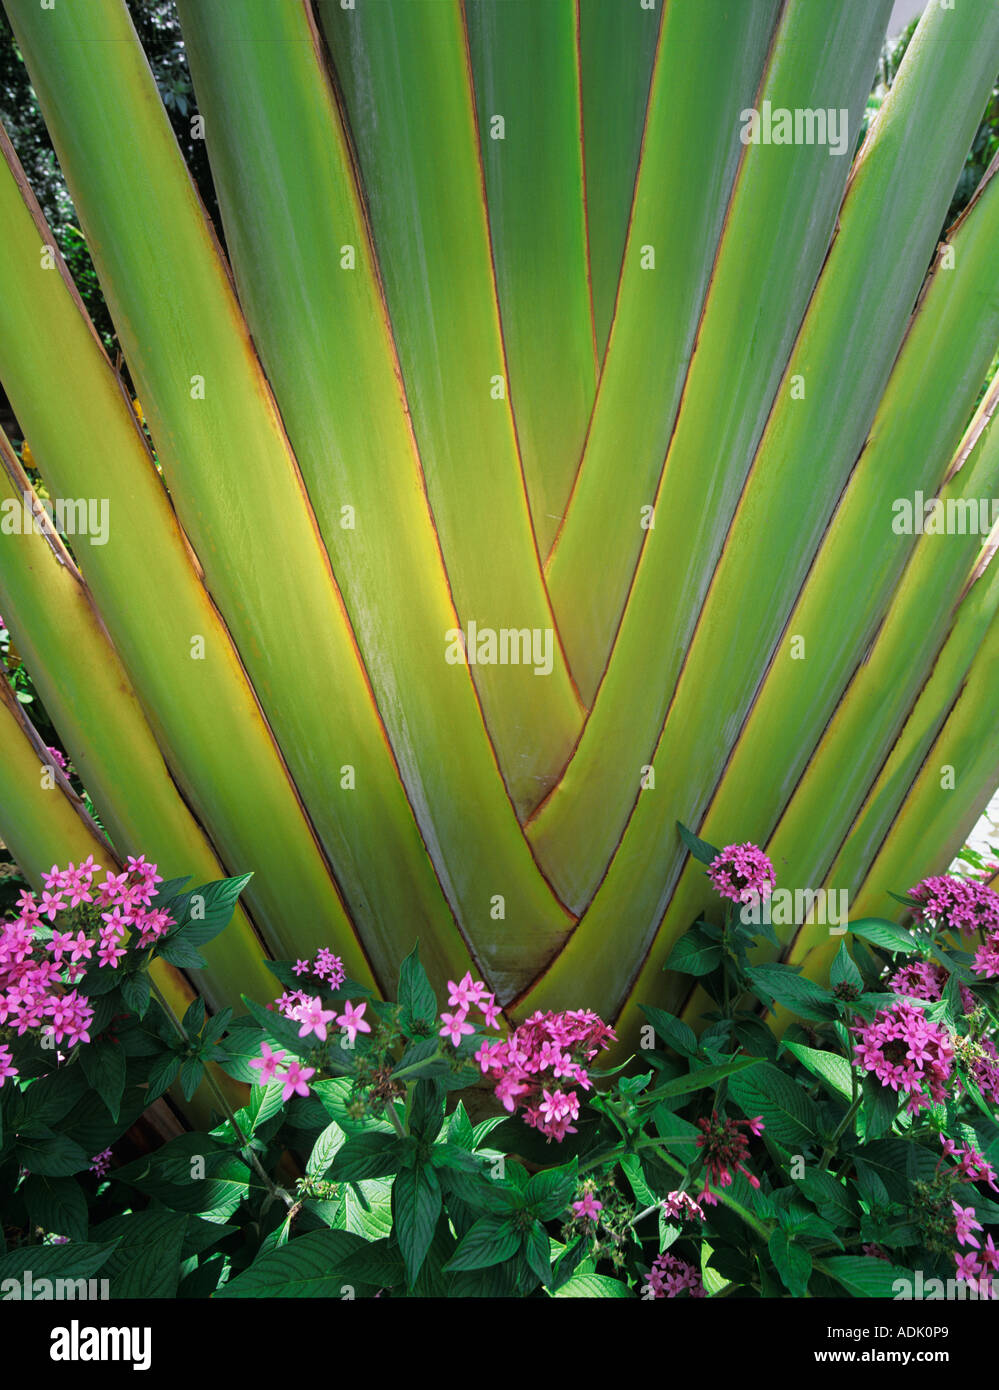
[[398, 942, 438, 1033], [181, 997, 206, 1036], [552, 1272, 632, 1298], [79, 1039, 127, 1122], [306, 1120, 346, 1179], [0, 1239, 120, 1290], [768, 1228, 812, 1297], [338, 1177, 395, 1240], [859, 1073, 901, 1141], [524, 1159, 578, 1221], [120, 971, 151, 1019], [91, 1207, 189, 1298], [639, 1005, 699, 1057], [830, 942, 864, 991], [179, 1056, 205, 1102], [652, 1055, 762, 1101], [446, 1214, 523, 1272], [783, 1042, 853, 1101], [747, 964, 839, 1022], [145, 1051, 181, 1104], [409, 1078, 445, 1143], [523, 1221, 552, 1288], [393, 1162, 442, 1286], [14, 1131, 90, 1177], [21, 1174, 88, 1242], [728, 1062, 821, 1148], [664, 925, 723, 977], [216, 1229, 370, 1297], [446, 1101, 475, 1151], [797, 1169, 859, 1230], [167, 873, 253, 948], [819, 1255, 914, 1298], [330, 1132, 410, 1182], [676, 820, 722, 866], [848, 918, 919, 955]]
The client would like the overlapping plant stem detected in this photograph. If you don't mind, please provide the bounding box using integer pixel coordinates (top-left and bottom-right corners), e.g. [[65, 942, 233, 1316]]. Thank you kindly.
[[530, 0, 895, 906], [0, 432, 274, 1008], [516, 0, 999, 1032], [175, 0, 575, 999], [0, 0, 996, 1052], [0, 677, 205, 1067]]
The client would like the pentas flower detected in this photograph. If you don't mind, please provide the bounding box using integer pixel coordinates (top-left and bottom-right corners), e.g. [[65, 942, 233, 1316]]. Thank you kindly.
[[706, 842, 776, 904], [447, 971, 484, 1011], [249, 1042, 286, 1084], [89, 1148, 113, 1178], [572, 1192, 602, 1220], [953, 1202, 984, 1249], [852, 999, 955, 1115], [909, 874, 999, 936], [888, 958, 976, 1014], [954, 1242, 997, 1298], [46, 746, 68, 774], [472, 1008, 616, 1142], [337, 1000, 371, 1047], [38, 890, 64, 922], [0, 1044, 17, 1088], [694, 1112, 763, 1197], [661, 1190, 705, 1222], [294, 995, 338, 1043], [439, 1011, 475, 1047], [949, 1137, 999, 1193], [43, 989, 93, 1047], [645, 1251, 704, 1299], [971, 933, 999, 979], [313, 948, 346, 988], [437, 975, 503, 1047], [861, 1244, 889, 1261], [1, 855, 166, 1061], [278, 1059, 315, 1102]]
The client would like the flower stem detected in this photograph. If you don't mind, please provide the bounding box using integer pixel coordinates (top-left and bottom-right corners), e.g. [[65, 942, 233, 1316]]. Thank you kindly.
[[147, 975, 292, 1208]]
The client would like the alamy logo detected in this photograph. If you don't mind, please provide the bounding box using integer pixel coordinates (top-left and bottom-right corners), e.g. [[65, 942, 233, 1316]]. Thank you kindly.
[[0, 492, 110, 546], [740, 887, 849, 932], [891, 491, 999, 535], [444, 621, 554, 676], [740, 102, 850, 157], [1, 1273, 109, 1301], [49, 1320, 151, 1371]]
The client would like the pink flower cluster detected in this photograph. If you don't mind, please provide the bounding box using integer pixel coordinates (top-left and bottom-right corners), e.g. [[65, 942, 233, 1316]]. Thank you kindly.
[[661, 1189, 706, 1222], [645, 1251, 704, 1298], [888, 959, 976, 1014], [249, 1041, 316, 1101], [89, 1148, 113, 1178], [438, 971, 502, 1048], [939, 1134, 999, 1193], [953, 1199, 998, 1296], [707, 842, 776, 904], [571, 1192, 602, 1221], [909, 874, 999, 936], [291, 947, 346, 989], [273, 953, 370, 1051], [694, 1111, 764, 1200], [972, 934, 999, 979], [471, 1007, 616, 1142], [852, 999, 954, 1115], [46, 746, 68, 775], [1, 856, 169, 1079], [39, 853, 170, 961]]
